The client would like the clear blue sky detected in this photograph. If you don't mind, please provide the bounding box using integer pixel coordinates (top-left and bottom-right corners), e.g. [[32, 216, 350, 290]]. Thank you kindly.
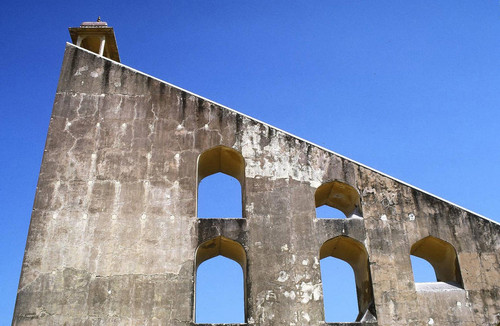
[[2, 0, 500, 322]]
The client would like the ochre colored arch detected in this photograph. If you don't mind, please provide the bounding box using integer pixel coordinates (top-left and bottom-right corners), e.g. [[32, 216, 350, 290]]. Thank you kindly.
[[411, 236, 462, 286], [320, 236, 375, 321], [315, 181, 361, 217], [196, 236, 246, 270], [197, 146, 245, 184], [194, 236, 247, 322]]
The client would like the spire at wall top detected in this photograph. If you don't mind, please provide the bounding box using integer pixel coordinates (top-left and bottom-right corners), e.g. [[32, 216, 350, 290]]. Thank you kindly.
[[69, 18, 120, 62]]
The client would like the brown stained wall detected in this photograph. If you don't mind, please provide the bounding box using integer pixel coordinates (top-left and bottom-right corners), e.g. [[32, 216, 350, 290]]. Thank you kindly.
[[13, 44, 500, 325]]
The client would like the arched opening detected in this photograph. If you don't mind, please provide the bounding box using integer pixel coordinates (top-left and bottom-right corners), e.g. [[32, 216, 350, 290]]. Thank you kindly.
[[196, 256, 244, 323], [410, 236, 463, 288], [316, 205, 347, 219], [320, 236, 376, 322], [195, 236, 246, 323], [410, 255, 437, 283], [197, 146, 245, 218], [198, 173, 242, 218], [315, 181, 362, 219], [320, 256, 358, 322]]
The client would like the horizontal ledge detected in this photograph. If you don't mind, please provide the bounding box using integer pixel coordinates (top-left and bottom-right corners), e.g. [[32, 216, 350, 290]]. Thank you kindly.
[[194, 324, 246, 326], [415, 281, 464, 292], [322, 323, 378, 326], [197, 217, 245, 219]]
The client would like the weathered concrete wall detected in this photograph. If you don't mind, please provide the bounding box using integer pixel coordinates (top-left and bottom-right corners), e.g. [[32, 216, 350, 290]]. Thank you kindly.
[[13, 44, 500, 325]]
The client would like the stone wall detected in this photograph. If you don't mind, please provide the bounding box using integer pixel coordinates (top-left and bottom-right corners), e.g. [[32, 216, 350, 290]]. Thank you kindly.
[[13, 44, 500, 325]]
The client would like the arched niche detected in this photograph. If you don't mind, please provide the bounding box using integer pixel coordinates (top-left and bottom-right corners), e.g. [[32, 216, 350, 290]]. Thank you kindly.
[[410, 236, 463, 287], [196, 236, 247, 270], [320, 236, 376, 322], [196, 146, 245, 218], [315, 181, 362, 218], [197, 146, 245, 184], [194, 236, 247, 323]]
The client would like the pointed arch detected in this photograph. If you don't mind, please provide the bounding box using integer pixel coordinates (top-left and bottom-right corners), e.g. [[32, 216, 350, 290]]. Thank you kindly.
[[410, 255, 437, 283], [410, 236, 463, 287], [320, 236, 376, 322], [197, 146, 245, 184], [315, 181, 362, 218], [194, 236, 247, 323], [196, 146, 245, 218], [196, 236, 247, 269]]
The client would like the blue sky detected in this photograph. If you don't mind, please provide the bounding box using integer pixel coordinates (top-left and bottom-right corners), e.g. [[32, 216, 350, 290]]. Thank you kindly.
[[2, 0, 500, 322]]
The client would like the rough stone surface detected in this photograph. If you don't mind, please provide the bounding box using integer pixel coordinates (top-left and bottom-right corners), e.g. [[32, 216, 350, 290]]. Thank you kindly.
[[13, 44, 500, 325]]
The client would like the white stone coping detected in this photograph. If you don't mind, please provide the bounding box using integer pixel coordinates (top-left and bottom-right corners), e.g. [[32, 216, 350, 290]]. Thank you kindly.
[[415, 282, 464, 292]]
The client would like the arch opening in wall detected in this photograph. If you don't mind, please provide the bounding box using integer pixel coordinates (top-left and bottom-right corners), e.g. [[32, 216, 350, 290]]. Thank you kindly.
[[410, 236, 463, 289], [320, 256, 358, 322], [197, 146, 245, 218], [315, 181, 362, 218], [195, 236, 247, 324], [410, 255, 437, 283], [319, 236, 376, 322]]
